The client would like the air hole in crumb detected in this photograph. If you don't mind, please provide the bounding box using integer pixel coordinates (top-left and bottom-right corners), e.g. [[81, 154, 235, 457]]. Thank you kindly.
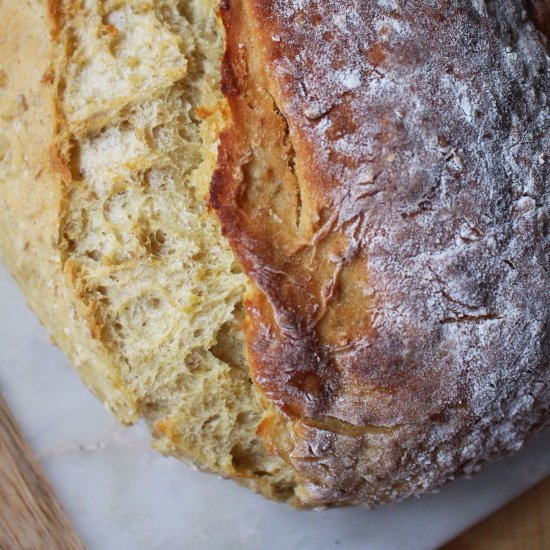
[[57, 77, 67, 97], [185, 353, 202, 371], [65, 237, 77, 252], [155, 229, 167, 244], [87, 250, 102, 261], [143, 229, 169, 256], [202, 415, 219, 429], [235, 411, 255, 426], [230, 443, 259, 474], [152, 126, 162, 140], [68, 139, 82, 180]]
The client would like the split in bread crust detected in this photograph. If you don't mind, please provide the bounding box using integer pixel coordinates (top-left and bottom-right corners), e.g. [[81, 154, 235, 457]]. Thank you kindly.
[[212, 0, 550, 506]]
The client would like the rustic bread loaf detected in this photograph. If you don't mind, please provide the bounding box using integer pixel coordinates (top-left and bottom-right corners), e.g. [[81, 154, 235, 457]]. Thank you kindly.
[[1, 0, 549, 508]]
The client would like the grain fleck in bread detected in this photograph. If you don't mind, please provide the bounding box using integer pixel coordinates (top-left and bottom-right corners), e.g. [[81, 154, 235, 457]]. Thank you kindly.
[[1, 0, 549, 508]]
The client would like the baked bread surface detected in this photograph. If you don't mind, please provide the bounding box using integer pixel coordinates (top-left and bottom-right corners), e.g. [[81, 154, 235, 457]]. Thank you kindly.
[[212, 0, 550, 506], [1, 0, 295, 502], [0, 0, 549, 509]]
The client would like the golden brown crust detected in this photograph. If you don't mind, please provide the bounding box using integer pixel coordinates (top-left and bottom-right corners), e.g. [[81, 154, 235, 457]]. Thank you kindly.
[[212, 0, 550, 506]]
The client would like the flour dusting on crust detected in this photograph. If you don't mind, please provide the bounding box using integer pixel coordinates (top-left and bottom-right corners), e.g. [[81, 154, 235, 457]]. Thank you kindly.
[[214, 0, 550, 506]]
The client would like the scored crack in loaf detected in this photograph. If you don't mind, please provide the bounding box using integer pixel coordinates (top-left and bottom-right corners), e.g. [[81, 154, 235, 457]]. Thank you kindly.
[[0, 0, 295, 501], [212, 0, 550, 507]]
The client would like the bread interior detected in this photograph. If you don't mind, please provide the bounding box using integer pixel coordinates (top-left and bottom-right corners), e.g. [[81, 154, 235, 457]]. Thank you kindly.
[[57, 0, 295, 499]]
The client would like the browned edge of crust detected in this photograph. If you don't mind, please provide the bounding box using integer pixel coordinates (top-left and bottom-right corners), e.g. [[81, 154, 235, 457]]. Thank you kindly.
[[211, 0, 550, 507]]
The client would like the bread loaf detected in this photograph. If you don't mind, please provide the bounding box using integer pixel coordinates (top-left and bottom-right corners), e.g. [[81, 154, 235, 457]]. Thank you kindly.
[[1, 0, 548, 508]]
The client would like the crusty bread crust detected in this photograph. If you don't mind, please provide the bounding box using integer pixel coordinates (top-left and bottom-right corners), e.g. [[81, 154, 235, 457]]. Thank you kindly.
[[212, 0, 550, 506]]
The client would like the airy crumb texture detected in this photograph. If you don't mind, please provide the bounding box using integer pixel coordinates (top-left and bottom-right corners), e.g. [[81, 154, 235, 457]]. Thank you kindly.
[[0, 0, 295, 502]]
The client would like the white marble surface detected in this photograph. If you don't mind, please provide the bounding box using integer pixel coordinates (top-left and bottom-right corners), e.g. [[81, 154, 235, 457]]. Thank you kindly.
[[1, 262, 549, 550]]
